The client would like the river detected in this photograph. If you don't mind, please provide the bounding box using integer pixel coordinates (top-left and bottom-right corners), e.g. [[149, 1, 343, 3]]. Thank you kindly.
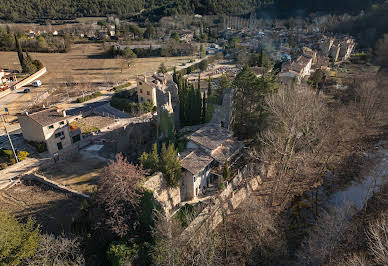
[[285, 141, 388, 256]]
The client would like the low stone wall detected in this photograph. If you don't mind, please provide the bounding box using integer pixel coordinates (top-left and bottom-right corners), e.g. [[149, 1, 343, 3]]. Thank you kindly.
[[23, 173, 89, 198], [143, 172, 181, 215], [181, 164, 262, 243]]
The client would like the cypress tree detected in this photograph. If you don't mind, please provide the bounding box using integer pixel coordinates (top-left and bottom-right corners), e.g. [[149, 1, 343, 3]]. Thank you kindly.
[[201, 94, 207, 123], [208, 78, 212, 96], [194, 86, 202, 125], [14, 35, 25, 72], [24, 52, 37, 73]]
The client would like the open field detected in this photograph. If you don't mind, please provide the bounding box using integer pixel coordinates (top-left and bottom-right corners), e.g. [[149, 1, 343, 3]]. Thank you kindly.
[[39, 153, 106, 194], [0, 43, 194, 85], [0, 43, 194, 117], [0, 180, 83, 234]]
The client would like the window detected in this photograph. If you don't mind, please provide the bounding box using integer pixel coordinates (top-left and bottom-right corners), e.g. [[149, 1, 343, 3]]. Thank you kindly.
[[57, 142, 63, 150], [193, 176, 196, 182], [55, 131, 64, 139], [146, 91, 150, 95], [139, 82, 142, 85], [59, 121, 65, 125], [140, 97, 144, 101], [147, 99, 151, 103], [72, 134, 81, 143], [48, 125, 54, 129]]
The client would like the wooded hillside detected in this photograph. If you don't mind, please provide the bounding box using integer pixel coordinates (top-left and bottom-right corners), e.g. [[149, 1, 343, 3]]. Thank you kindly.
[[0, 0, 383, 22]]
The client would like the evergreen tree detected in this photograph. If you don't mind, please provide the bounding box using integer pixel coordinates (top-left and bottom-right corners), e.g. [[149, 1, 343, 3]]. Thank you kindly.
[[14, 35, 25, 72], [233, 65, 273, 139], [139, 143, 159, 174], [208, 78, 212, 96], [201, 93, 207, 124], [143, 22, 156, 39], [0, 210, 41, 265], [24, 52, 37, 73], [194, 86, 202, 125], [200, 44, 206, 58], [158, 62, 167, 74], [159, 143, 182, 187]]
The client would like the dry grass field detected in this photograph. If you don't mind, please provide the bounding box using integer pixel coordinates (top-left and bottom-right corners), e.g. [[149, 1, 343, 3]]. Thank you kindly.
[[0, 43, 195, 119], [0, 43, 194, 86]]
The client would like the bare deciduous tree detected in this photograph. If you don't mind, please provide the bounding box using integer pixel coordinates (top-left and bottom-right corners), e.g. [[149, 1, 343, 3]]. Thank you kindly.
[[223, 200, 287, 265], [152, 210, 222, 266], [353, 79, 383, 126], [367, 212, 388, 265], [97, 154, 145, 237], [25, 234, 85, 266], [258, 85, 329, 206], [296, 203, 356, 265]]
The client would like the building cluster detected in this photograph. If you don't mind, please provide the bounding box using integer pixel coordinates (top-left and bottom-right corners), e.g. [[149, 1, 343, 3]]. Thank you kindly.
[[279, 35, 354, 85], [0, 69, 17, 91]]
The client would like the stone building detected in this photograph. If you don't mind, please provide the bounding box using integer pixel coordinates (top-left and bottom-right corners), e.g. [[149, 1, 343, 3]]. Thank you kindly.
[[18, 108, 82, 154], [180, 124, 243, 200]]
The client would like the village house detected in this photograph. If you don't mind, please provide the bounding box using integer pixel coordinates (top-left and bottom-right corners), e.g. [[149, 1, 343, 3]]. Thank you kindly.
[[18, 108, 82, 154], [180, 124, 243, 200], [136, 75, 159, 106], [0, 69, 17, 89]]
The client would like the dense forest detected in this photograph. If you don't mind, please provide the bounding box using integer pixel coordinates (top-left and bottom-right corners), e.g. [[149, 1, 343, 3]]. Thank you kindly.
[[0, 0, 384, 22]]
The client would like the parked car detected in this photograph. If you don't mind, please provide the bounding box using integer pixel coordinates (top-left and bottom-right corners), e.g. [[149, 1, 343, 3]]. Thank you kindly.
[[23, 88, 31, 93], [32, 80, 42, 87]]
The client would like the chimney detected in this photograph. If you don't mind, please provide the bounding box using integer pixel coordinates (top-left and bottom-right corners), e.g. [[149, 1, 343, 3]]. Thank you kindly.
[[62, 110, 67, 117], [25, 111, 29, 116]]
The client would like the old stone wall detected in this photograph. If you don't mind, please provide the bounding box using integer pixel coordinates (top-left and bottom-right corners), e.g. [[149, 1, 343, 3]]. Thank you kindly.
[[143, 172, 181, 215], [181, 163, 263, 243]]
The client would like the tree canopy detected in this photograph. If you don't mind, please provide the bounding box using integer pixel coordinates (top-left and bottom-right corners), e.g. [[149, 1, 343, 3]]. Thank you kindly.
[[1, 0, 382, 22], [0, 210, 40, 265]]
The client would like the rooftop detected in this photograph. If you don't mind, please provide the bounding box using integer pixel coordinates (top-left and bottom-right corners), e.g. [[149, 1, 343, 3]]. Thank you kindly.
[[188, 124, 233, 151], [211, 139, 243, 164], [21, 108, 67, 127], [180, 148, 214, 175]]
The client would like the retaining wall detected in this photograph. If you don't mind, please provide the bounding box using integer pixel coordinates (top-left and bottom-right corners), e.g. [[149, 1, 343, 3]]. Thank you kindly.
[[181, 163, 262, 243], [23, 173, 89, 198], [11, 67, 47, 90], [143, 172, 181, 215]]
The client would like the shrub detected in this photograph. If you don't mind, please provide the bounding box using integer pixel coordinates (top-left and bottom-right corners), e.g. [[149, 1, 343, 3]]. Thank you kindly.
[[76, 91, 102, 103], [107, 241, 139, 266], [113, 82, 131, 92], [0, 149, 29, 165], [17, 151, 29, 161], [28, 141, 47, 153]]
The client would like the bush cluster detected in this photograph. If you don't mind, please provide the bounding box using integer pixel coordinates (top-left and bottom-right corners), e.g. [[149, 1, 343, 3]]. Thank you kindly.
[[76, 91, 102, 103]]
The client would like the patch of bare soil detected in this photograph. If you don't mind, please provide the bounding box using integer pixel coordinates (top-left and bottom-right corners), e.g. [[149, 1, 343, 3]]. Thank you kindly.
[[39, 153, 106, 194], [0, 179, 83, 234]]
